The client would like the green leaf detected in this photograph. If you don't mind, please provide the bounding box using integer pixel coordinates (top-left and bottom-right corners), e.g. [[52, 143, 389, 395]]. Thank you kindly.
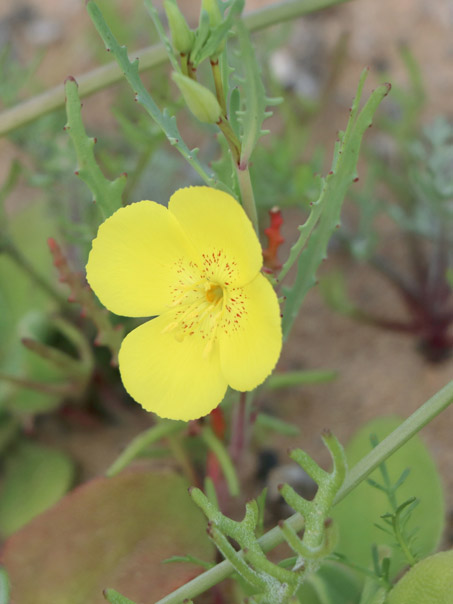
[[3, 469, 215, 604], [0, 415, 19, 455], [65, 78, 126, 220], [0, 200, 65, 414], [103, 589, 138, 604], [319, 271, 360, 317], [0, 566, 10, 604], [234, 19, 269, 166], [281, 71, 391, 338], [358, 577, 388, 604], [297, 561, 363, 604], [0, 441, 74, 538], [332, 417, 445, 579], [266, 369, 337, 389], [386, 550, 453, 604], [191, 0, 245, 66], [255, 413, 300, 436], [145, 0, 181, 72]]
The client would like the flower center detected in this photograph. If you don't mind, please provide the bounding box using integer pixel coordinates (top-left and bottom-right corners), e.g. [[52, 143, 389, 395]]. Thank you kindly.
[[163, 254, 247, 357], [205, 283, 223, 304]]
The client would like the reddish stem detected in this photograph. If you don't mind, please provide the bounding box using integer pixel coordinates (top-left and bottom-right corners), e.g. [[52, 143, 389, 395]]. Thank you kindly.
[[229, 391, 248, 465]]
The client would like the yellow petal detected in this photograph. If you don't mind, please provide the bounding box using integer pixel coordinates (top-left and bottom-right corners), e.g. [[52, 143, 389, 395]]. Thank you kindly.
[[118, 313, 228, 420], [219, 273, 282, 391], [86, 201, 195, 317], [169, 186, 262, 287]]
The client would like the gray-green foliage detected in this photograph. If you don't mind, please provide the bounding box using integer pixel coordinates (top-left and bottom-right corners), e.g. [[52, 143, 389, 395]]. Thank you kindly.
[[280, 70, 391, 338], [86, 1, 220, 190], [65, 78, 126, 220], [191, 432, 347, 604]]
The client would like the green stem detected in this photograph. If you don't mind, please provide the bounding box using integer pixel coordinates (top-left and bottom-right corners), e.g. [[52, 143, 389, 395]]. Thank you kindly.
[[393, 512, 417, 567], [155, 379, 453, 604], [106, 420, 184, 477], [216, 117, 241, 164], [229, 391, 248, 463], [278, 199, 324, 283], [122, 143, 154, 202], [21, 338, 86, 376], [211, 59, 227, 117], [0, 0, 351, 137], [180, 53, 189, 77], [166, 433, 199, 486], [236, 165, 258, 233], [0, 372, 74, 396], [200, 426, 240, 497]]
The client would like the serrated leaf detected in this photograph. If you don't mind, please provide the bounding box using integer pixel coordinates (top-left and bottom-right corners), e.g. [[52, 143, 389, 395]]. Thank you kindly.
[[191, 0, 245, 66], [229, 85, 241, 136], [144, 0, 180, 73], [210, 134, 238, 195], [0, 441, 74, 538], [87, 2, 231, 193], [281, 72, 390, 338], [65, 78, 126, 220], [190, 9, 211, 62], [234, 20, 268, 166]]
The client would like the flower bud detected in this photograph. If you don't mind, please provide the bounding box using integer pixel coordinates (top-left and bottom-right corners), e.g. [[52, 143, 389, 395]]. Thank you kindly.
[[172, 72, 221, 124], [201, 0, 222, 27], [201, 0, 225, 55], [164, 0, 195, 55]]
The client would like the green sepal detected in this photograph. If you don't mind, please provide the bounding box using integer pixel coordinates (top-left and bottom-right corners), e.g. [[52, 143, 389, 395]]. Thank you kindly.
[[190, 0, 245, 66], [172, 72, 222, 124], [164, 0, 195, 55]]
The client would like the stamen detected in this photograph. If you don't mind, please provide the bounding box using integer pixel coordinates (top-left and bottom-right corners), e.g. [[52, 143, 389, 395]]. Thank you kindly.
[[164, 253, 244, 353]]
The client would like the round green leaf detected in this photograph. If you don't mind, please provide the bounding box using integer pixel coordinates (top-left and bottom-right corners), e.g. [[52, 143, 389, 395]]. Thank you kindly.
[[0, 441, 74, 537], [332, 417, 445, 578], [387, 550, 453, 604]]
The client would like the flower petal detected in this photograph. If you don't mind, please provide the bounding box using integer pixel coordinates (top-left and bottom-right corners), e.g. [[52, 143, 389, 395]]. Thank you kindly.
[[168, 186, 262, 287], [118, 314, 228, 421], [219, 273, 282, 391], [86, 201, 195, 317]]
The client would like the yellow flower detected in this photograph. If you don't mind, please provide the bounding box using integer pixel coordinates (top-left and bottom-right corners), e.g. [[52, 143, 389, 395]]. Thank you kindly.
[[86, 186, 282, 421]]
